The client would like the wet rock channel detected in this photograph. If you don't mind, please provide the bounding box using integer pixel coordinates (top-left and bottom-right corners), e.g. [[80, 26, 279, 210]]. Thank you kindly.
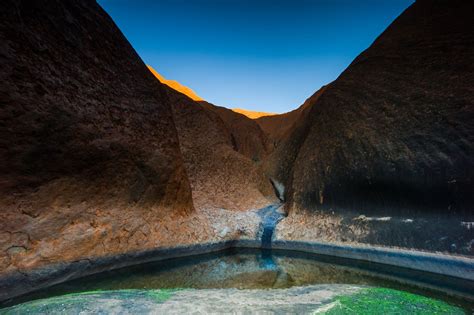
[[257, 204, 285, 249]]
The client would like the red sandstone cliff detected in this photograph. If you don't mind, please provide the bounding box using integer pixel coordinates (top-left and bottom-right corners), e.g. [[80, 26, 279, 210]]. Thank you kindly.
[[0, 0, 194, 273]]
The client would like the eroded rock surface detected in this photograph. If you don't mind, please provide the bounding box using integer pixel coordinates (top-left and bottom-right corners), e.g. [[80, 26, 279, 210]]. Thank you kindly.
[[146, 66, 276, 211], [268, 0, 474, 213], [276, 210, 474, 256], [0, 0, 279, 285], [0, 0, 195, 275], [168, 92, 276, 211], [200, 101, 272, 162], [1, 0, 473, 303]]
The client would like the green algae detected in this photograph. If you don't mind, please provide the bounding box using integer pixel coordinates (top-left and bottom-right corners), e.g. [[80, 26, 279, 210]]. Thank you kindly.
[[146, 288, 180, 303], [1, 286, 469, 314], [322, 287, 465, 315], [59, 288, 179, 302], [0, 289, 179, 315]]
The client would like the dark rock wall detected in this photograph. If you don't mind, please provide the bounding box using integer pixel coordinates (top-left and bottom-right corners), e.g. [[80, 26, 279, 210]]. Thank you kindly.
[[200, 101, 272, 162], [168, 93, 276, 211], [272, 0, 474, 213], [0, 0, 194, 272]]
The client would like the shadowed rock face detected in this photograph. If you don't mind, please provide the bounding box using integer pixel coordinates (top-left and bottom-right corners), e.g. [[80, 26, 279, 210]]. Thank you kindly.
[[269, 0, 474, 213], [166, 93, 276, 211], [256, 86, 327, 147], [147, 65, 203, 101], [145, 66, 275, 211], [0, 0, 193, 272], [200, 101, 272, 162]]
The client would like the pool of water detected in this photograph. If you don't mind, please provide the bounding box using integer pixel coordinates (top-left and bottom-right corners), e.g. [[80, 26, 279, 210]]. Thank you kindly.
[[1, 248, 472, 313]]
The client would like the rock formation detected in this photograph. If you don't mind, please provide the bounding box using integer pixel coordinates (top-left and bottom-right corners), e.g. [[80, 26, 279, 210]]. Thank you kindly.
[[163, 90, 276, 211], [145, 67, 276, 211], [1, 0, 473, 298], [0, 0, 281, 280], [268, 0, 474, 214], [256, 86, 327, 146], [146, 67, 273, 162], [0, 0, 196, 274], [200, 101, 272, 161], [147, 65, 202, 101], [232, 108, 275, 119]]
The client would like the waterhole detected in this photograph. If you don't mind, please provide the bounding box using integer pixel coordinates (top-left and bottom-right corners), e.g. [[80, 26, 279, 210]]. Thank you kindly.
[[1, 248, 472, 314]]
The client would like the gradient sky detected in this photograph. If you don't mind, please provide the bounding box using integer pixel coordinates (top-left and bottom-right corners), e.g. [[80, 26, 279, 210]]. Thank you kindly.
[[98, 0, 414, 113]]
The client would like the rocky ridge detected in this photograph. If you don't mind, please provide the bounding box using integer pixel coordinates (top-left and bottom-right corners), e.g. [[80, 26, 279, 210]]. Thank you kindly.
[[267, 0, 474, 214]]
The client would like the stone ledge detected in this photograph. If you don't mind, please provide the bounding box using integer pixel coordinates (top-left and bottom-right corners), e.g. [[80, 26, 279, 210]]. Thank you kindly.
[[274, 241, 473, 281]]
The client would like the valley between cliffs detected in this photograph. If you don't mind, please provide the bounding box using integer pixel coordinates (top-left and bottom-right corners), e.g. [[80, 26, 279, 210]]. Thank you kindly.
[[0, 0, 473, 302]]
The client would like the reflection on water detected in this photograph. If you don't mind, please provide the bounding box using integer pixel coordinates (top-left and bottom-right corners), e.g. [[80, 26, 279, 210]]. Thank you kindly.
[[21, 251, 397, 291], [3, 248, 472, 312], [260, 249, 277, 269], [4, 249, 474, 309]]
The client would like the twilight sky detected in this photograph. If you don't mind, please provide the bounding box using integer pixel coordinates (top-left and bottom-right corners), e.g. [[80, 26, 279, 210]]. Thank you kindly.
[[98, 0, 414, 113]]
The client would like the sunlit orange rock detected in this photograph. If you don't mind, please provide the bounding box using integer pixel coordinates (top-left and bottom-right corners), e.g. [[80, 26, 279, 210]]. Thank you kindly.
[[147, 65, 203, 101], [232, 108, 276, 119], [147, 67, 273, 120]]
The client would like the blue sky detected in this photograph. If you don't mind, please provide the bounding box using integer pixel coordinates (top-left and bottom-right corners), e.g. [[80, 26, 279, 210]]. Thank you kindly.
[[98, 0, 414, 113]]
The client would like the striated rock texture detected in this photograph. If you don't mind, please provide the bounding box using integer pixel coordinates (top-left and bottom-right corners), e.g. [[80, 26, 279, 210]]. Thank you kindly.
[[167, 93, 276, 211], [0, 0, 195, 274], [269, 0, 474, 214]]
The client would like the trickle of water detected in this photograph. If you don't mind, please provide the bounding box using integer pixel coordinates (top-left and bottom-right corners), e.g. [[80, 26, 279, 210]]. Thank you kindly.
[[257, 204, 284, 249]]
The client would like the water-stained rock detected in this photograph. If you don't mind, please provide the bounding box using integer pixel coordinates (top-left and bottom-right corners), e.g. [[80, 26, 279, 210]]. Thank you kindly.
[[268, 0, 474, 213]]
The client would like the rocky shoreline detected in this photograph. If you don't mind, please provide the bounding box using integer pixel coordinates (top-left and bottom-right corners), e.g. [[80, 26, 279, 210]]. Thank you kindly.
[[1, 234, 473, 304]]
